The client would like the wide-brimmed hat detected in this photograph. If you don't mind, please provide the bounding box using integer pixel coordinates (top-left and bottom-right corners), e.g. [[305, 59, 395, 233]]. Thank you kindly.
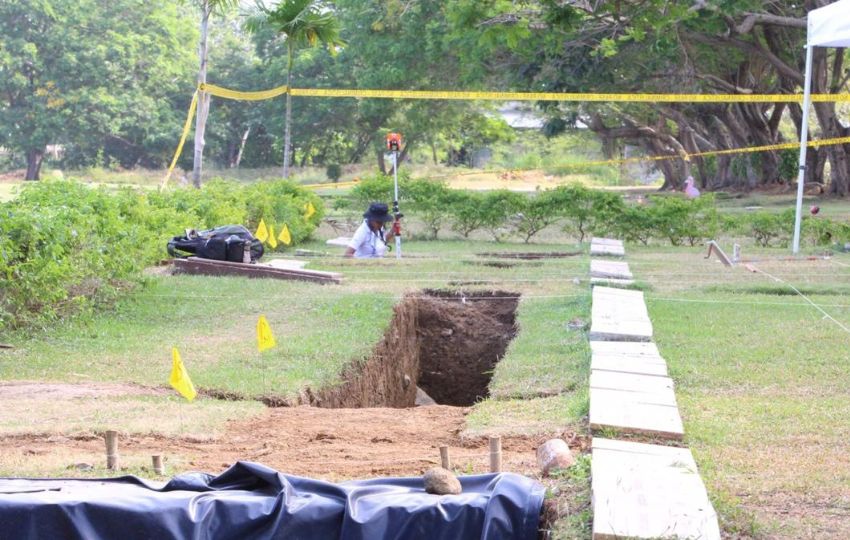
[[363, 202, 393, 222]]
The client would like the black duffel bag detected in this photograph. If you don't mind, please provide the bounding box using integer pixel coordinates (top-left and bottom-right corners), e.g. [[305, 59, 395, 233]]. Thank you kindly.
[[167, 225, 264, 263]]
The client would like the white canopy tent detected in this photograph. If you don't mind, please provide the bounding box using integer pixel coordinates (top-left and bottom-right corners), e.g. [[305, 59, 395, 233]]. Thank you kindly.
[[793, 0, 850, 253]]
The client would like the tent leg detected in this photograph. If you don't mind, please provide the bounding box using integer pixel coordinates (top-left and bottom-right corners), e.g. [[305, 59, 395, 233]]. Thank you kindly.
[[792, 45, 815, 255]]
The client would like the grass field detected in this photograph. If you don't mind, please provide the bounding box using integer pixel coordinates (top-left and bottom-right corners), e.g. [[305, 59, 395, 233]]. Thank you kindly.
[[4, 186, 850, 537], [629, 246, 850, 538]]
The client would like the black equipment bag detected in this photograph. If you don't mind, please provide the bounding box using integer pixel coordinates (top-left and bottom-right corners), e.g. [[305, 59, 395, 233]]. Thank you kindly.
[[167, 225, 264, 263]]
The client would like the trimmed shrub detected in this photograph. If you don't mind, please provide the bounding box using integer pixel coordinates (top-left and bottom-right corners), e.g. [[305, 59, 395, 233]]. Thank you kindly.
[[326, 163, 342, 182], [1, 178, 322, 330]]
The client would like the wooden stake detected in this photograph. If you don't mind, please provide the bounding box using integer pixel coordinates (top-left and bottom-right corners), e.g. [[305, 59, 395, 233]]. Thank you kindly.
[[105, 430, 118, 470], [489, 436, 502, 473], [151, 455, 164, 475], [439, 446, 451, 470]]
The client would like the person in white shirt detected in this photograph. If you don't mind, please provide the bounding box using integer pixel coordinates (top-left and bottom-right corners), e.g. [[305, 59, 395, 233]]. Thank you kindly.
[[344, 202, 397, 258]]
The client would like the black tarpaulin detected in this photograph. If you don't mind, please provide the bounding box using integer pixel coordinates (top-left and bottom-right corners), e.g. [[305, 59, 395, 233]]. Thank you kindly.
[[0, 461, 544, 539]]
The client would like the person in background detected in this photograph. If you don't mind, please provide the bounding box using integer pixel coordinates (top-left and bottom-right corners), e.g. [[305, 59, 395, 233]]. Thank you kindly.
[[344, 202, 397, 258]]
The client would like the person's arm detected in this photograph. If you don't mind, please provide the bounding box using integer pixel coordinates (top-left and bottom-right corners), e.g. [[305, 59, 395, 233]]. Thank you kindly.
[[345, 223, 367, 257]]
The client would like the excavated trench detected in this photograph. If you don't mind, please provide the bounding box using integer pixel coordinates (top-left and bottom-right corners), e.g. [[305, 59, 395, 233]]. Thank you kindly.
[[313, 290, 520, 409]]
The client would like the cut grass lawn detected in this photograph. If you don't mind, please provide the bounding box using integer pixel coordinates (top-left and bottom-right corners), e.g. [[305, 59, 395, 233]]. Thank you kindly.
[[629, 245, 850, 539], [1, 237, 595, 535]]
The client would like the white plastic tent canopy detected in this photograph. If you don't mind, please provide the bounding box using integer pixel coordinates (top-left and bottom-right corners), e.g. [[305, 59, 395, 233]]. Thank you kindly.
[[793, 0, 850, 253], [808, 0, 850, 47]]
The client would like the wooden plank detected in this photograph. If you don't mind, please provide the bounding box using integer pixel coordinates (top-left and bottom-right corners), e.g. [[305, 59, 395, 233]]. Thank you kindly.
[[173, 257, 342, 285], [264, 259, 308, 270], [590, 370, 675, 393], [590, 341, 660, 358], [592, 438, 720, 539], [590, 384, 677, 407], [590, 259, 633, 279], [589, 388, 682, 438]]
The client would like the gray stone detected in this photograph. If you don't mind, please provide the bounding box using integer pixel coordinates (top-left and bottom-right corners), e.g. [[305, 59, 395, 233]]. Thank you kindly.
[[536, 439, 574, 476], [415, 386, 437, 407], [424, 467, 462, 495]]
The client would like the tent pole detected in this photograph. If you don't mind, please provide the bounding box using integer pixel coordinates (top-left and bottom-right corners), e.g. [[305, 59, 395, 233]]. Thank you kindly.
[[792, 44, 815, 254]]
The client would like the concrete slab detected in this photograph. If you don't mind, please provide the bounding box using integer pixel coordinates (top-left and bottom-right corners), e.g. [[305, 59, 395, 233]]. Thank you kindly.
[[589, 388, 682, 438], [591, 237, 624, 247], [592, 438, 720, 539], [589, 341, 661, 358], [590, 259, 633, 279], [590, 277, 635, 288], [591, 355, 669, 377], [590, 370, 675, 393], [590, 244, 626, 257]]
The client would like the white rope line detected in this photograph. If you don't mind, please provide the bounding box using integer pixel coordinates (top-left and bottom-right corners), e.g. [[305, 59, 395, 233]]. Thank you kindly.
[[748, 264, 850, 335]]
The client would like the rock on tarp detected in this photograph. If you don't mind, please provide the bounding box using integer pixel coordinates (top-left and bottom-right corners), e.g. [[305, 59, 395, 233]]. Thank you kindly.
[[0, 461, 545, 540]]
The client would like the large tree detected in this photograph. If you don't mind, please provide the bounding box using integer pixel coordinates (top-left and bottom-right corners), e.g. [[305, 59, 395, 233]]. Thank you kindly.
[[444, 0, 850, 194], [0, 0, 195, 180], [246, 0, 344, 179]]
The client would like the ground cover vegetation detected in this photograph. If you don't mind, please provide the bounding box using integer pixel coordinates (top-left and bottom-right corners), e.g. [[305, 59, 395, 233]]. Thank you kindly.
[[0, 179, 322, 330]]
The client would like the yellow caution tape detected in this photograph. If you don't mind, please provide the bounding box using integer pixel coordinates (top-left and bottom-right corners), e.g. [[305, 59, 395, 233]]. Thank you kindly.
[[200, 83, 289, 101], [439, 136, 850, 179], [163, 83, 850, 189], [161, 90, 199, 190], [200, 82, 850, 103]]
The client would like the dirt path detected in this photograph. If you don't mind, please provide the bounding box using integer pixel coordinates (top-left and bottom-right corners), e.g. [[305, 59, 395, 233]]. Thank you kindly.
[[0, 404, 567, 481]]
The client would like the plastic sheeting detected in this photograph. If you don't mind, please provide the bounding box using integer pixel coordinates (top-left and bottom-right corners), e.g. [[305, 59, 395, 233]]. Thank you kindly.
[[0, 461, 545, 540], [808, 0, 850, 47]]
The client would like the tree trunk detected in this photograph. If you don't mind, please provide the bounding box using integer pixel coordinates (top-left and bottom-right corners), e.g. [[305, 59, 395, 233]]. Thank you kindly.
[[377, 149, 387, 174], [430, 138, 438, 164], [25, 148, 44, 181], [192, 1, 211, 189], [283, 45, 293, 179], [232, 127, 250, 168]]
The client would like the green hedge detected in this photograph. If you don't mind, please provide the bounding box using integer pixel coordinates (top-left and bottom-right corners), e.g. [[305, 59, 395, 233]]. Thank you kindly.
[[0, 179, 322, 330], [347, 175, 848, 248]]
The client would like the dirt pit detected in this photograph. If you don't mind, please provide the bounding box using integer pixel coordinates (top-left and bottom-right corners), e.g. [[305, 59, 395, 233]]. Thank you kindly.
[[476, 251, 581, 260], [314, 290, 519, 408]]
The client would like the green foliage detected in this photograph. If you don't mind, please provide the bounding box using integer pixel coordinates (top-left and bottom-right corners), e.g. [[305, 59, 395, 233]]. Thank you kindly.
[[0, 178, 322, 330], [803, 216, 850, 246], [325, 163, 342, 182], [744, 210, 795, 247], [0, 0, 196, 177], [406, 180, 455, 240], [479, 190, 526, 242], [555, 184, 624, 242], [448, 191, 488, 238], [514, 190, 564, 244], [648, 194, 719, 246], [349, 172, 409, 209]]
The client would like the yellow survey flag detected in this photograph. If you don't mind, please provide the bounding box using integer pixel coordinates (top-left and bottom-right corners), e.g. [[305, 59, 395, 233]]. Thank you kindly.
[[267, 224, 278, 249], [278, 224, 292, 246], [304, 202, 316, 220], [257, 315, 276, 352], [255, 219, 269, 243], [169, 348, 197, 402]]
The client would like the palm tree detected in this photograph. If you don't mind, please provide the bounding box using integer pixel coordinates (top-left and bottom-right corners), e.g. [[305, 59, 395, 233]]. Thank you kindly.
[[246, 0, 344, 179], [191, 0, 239, 188]]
